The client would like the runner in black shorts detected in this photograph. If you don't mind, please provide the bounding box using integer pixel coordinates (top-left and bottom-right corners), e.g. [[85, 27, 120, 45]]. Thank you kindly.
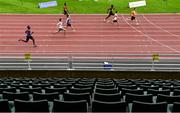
[[66, 14, 75, 31], [107, 11, 120, 24], [63, 2, 69, 16], [131, 16, 135, 21], [130, 8, 139, 25], [104, 5, 115, 21], [18, 25, 37, 47]]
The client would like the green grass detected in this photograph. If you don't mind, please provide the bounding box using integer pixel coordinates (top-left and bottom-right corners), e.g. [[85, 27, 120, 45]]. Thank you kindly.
[[0, 0, 180, 14]]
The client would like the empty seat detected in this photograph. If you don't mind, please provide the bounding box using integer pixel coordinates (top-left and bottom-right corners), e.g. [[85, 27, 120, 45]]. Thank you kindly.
[[3, 91, 30, 101], [45, 87, 67, 94], [63, 78, 77, 83], [97, 78, 113, 83], [95, 88, 118, 94], [32, 83, 51, 89], [153, 82, 169, 87], [140, 85, 159, 91], [79, 78, 95, 81], [73, 83, 94, 89], [121, 88, 144, 95], [162, 85, 176, 91], [92, 100, 126, 112], [42, 81, 56, 85], [157, 94, 180, 104], [54, 83, 72, 89], [132, 101, 167, 112], [69, 87, 93, 96], [96, 81, 114, 86], [96, 84, 115, 89], [59, 81, 76, 86], [173, 83, 180, 87], [0, 84, 8, 88], [0, 87, 16, 93], [33, 92, 59, 101], [11, 83, 29, 89], [125, 93, 153, 103], [147, 89, 170, 96], [0, 99, 11, 112], [172, 102, 180, 112], [135, 82, 151, 87], [94, 93, 122, 102], [19, 87, 42, 94], [63, 92, 91, 105], [78, 81, 95, 85], [14, 99, 49, 112], [118, 84, 137, 91], [117, 82, 133, 85], [53, 100, 88, 112], [173, 89, 180, 96]]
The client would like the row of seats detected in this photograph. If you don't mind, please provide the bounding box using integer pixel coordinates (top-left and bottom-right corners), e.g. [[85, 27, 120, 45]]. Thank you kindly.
[[1, 78, 180, 85], [3, 84, 179, 92], [1, 99, 180, 112], [2, 91, 180, 104], [0, 78, 180, 112], [2, 86, 180, 96]]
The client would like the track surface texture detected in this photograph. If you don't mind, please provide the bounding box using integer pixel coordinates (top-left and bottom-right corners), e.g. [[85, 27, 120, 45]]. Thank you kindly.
[[0, 14, 180, 57]]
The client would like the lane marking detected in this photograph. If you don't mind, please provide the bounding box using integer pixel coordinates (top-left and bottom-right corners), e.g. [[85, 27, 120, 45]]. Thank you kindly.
[[0, 39, 178, 41], [142, 15, 180, 38], [121, 15, 180, 53], [0, 51, 175, 54], [0, 45, 170, 47], [1, 30, 180, 32]]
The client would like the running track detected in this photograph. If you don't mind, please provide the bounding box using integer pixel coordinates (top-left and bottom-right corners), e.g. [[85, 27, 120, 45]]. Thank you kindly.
[[0, 14, 180, 57]]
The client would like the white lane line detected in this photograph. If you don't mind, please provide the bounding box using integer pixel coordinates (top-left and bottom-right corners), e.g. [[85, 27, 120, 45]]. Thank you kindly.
[[1, 30, 180, 32], [0, 55, 170, 59], [142, 15, 180, 38], [0, 15, 179, 19], [1, 20, 180, 23], [0, 14, 180, 15], [0, 42, 167, 48], [122, 15, 154, 54], [121, 15, 180, 54], [1, 29, 167, 33], [0, 22, 180, 25], [0, 39, 176, 41], [0, 50, 175, 54], [0, 26, 180, 29], [0, 18, 178, 22], [0, 34, 146, 36], [0, 32, 176, 38]]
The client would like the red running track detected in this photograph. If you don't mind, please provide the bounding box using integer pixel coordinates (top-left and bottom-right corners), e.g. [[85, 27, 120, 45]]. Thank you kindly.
[[0, 14, 180, 56]]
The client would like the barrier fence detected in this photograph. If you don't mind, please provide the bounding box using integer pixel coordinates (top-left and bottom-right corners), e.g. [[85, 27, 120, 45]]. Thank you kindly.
[[0, 53, 180, 71]]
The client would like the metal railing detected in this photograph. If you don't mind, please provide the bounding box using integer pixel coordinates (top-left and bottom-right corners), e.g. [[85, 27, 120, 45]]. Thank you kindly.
[[0, 53, 180, 71]]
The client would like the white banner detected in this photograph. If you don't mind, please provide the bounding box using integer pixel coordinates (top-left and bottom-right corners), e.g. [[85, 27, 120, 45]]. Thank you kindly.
[[39, 1, 57, 8], [129, 0, 146, 8]]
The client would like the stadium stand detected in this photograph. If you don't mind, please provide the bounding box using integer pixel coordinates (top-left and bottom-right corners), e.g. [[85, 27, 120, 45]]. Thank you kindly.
[[0, 77, 179, 112]]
